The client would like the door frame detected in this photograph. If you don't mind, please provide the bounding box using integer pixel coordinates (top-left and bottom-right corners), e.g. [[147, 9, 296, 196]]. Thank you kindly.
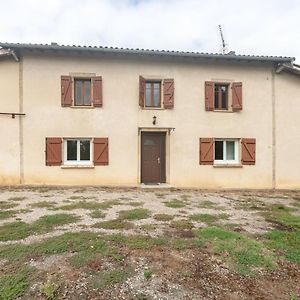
[[138, 129, 170, 184]]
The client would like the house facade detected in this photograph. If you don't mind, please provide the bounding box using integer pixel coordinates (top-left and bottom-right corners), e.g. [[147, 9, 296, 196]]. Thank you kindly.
[[0, 42, 299, 188]]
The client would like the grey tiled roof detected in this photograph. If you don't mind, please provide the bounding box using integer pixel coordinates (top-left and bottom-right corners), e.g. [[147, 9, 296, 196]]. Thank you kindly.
[[0, 42, 295, 63]]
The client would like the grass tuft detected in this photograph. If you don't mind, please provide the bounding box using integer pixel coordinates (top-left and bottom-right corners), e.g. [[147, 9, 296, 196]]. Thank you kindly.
[[93, 219, 134, 230], [0, 267, 33, 299], [190, 213, 229, 224], [153, 214, 174, 222], [195, 226, 274, 275], [163, 199, 186, 208], [0, 214, 80, 241], [118, 208, 151, 220]]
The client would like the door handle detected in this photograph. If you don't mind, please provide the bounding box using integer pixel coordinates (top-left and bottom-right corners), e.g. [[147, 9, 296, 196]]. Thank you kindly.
[[157, 157, 160, 164]]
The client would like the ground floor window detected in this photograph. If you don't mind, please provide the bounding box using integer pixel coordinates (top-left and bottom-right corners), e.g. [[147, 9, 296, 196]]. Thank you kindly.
[[214, 139, 239, 164], [64, 139, 92, 165]]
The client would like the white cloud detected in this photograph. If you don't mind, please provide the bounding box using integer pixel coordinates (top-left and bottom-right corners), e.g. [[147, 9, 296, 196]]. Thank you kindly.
[[0, 0, 300, 61]]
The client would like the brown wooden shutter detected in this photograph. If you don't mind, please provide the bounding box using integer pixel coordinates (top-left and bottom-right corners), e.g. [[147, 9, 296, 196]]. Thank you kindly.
[[94, 138, 109, 165], [61, 76, 72, 107], [241, 138, 256, 165], [139, 76, 145, 107], [46, 138, 62, 166], [200, 138, 214, 165], [163, 79, 174, 109], [92, 76, 103, 107], [205, 81, 214, 111], [232, 82, 243, 111]]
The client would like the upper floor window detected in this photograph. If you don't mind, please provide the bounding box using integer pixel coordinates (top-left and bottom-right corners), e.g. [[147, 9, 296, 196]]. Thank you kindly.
[[74, 79, 91, 106], [214, 84, 228, 110], [139, 76, 174, 109], [205, 81, 242, 112], [145, 81, 161, 108], [61, 75, 102, 108]]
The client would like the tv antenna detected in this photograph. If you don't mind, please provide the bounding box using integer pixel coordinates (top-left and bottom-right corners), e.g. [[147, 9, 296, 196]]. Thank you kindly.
[[218, 25, 228, 54]]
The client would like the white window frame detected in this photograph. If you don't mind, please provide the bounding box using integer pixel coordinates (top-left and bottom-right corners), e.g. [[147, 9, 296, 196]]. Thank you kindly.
[[63, 138, 92, 166], [214, 139, 239, 165]]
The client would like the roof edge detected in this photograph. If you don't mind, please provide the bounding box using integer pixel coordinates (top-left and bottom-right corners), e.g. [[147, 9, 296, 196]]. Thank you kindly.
[[0, 42, 295, 64]]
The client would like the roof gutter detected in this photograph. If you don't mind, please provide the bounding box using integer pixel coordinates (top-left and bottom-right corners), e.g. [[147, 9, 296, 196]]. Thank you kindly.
[[276, 63, 300, 76], [0, 42, 294, 64], [0, 48, 19, 62]]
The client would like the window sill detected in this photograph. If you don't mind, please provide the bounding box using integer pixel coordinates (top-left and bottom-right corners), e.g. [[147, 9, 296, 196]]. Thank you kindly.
[[142, 107, 164, 110], [212, 109, 234, 113], [213, 164, 243, 168], [61, 165, 94, 169], [70, 106, 95, 109]]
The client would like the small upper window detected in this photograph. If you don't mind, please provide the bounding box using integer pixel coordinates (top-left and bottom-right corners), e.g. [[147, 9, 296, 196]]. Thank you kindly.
[[214, 84, 228, 110], [214, 139, 239, 164], [145, 81, 161, 108], [64, 139, 92, 165], [74, 79, 91, 106]]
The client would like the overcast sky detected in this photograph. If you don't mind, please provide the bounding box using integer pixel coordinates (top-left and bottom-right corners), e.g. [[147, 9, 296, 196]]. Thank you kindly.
[[1, 0, 300, 61]]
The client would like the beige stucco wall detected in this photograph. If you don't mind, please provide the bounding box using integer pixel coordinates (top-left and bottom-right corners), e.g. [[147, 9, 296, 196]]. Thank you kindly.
[[2, 52, 297, 188], [17, 54, 273, 188], [0, 59, 20, 184], [275, 72, 300, 189]]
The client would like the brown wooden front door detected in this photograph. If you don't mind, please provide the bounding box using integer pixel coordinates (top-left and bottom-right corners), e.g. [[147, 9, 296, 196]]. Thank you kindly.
[[141, 132, 166, 184]]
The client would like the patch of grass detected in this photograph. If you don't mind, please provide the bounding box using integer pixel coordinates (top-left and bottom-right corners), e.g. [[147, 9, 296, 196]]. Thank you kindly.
[[261, 205, 300, 231], [90, 268, 132, 289], [155, 192, 167, 198], [270, 203, 295, 213], [118, 208, 151, 220], [89, 210, 106, 219], [0, 201, 18, 210], [0, 267, 33, 299], [0, 210, 18, 220], [172, 238, 193, 250], [125, 201, 144, 207], [190, 213, 229, 224], [153, 213, 174, 222], [125, 235, 167, 249], [8, 196, 27, 202], [264, 230, 300, 264], [170, 219, 194, 230], [40, 278, 59, 300], [163, 199, 186, 208], [93, 219, 134, 230], [195, 226, 274, 275], [197, 200, 218, 208], [70, 251, 99, 269], [0, 213, 80, 241], [0, 232, 108, 262], [58, 199, 120, 211], [29, 201, 57, 209], [140, 224, 156, 231], [144, 269, 153, 280]]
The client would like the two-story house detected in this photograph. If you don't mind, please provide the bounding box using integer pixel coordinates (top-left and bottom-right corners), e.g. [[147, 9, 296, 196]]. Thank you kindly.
[[0, 42, 299, 188]]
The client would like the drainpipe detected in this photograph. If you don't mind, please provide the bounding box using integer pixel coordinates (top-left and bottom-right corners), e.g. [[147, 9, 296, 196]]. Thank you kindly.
[[271, 66, 276, 189], [19, 55, 24, 184]]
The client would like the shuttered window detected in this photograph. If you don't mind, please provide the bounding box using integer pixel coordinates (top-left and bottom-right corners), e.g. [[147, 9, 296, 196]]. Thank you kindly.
[[205, 81, 243, 112], [61, 75, 102, 108], [200, 138, 256, 166], [46, 137, 109, 167], [139, 77, 174, 109]]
